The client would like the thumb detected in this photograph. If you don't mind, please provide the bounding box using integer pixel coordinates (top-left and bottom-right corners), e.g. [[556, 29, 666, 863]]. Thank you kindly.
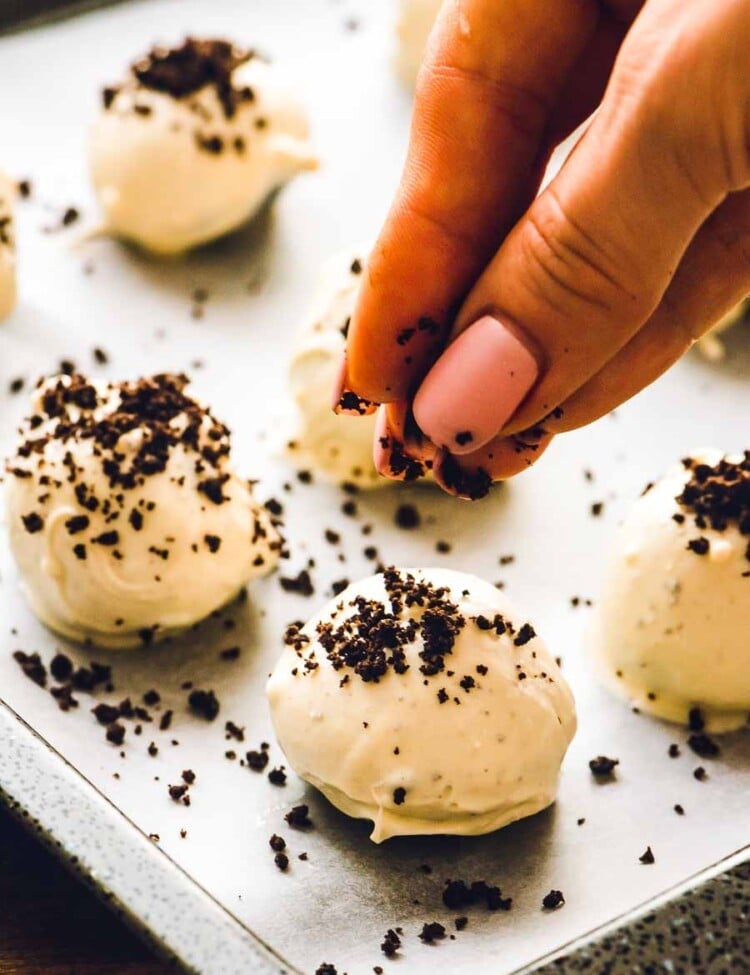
[[413, 0, 747, 455]]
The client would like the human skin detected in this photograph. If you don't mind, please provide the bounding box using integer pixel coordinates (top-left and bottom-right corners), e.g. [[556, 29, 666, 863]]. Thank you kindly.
[[336, 0, 750, 497]]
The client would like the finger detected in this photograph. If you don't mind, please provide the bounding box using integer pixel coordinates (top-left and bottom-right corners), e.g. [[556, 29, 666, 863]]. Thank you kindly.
[[536, 187, 750, 433], [413, 0, 747, 453], [345, 0, 602, 403], [544, 9, 629, 148], [433, 426, 555, 499], [440, 185, 750, 487]]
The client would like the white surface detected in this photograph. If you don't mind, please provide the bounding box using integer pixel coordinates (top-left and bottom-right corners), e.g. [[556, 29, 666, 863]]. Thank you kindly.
[[0, 3, 749, 974]]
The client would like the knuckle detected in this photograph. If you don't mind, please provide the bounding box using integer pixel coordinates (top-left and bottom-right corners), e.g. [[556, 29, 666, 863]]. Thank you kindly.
[[419, 61, 551, 147], [517, 189, 648, 321]]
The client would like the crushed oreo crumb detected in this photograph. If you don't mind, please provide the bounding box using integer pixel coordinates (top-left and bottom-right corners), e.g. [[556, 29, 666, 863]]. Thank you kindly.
[[589, 755, 619, 779], [542, 889, 565, 910]]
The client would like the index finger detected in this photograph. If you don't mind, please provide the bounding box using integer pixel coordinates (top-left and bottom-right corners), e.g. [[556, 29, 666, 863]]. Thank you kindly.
[[345, 0, 600, 403]]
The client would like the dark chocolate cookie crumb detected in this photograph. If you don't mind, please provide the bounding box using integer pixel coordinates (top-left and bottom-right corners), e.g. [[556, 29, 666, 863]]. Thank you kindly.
[[280, 569, 314, 597], [284, 804, 313, 829], [124, 38, 257, 120], [187, 688, 219, 721], [687, 537, 710, 556], [589, 755, 619, 779], [419, 922, 446, 943], [443, 879, 512, 912], [50, 653, 73, 682], [106, 722, 126, 746], [639, 846, 655, 864], [542, 889, 565, 910], [688, 707, 705, 731], [687, 733, 720, 758], [395, 503, 420, 530], [381, 929, 402, 957], [438, 454, 492, 500], [92, 703, 121, 726], [12, 650, 47, 687], [268, 766, 287, 786], [168, 783, 188, 802], [247, 747, 270, 772]]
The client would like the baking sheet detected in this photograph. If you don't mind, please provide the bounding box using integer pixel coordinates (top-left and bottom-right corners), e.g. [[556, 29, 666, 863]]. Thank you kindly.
[[0, 2, 749, 974]]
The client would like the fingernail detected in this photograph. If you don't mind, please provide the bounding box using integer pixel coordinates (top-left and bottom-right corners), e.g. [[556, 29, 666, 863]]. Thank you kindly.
[[413, 315, 539, 454], [373, 406, 429, 482], [331, 357, 378, 416], [433, 449, 493, 501]]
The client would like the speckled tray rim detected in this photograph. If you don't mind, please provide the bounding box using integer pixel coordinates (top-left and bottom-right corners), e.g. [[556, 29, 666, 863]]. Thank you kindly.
[[0, 699, 297, 975], [1, 696, 748, 975]]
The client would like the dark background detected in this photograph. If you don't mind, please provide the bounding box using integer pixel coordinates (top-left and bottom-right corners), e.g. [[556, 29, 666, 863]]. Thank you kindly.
[[0, 805, 167, 974]]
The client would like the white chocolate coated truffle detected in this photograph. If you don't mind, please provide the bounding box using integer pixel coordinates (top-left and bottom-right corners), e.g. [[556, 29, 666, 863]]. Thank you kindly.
[[267, 567, 576, 842], [0, 171, 17, 320], [287, 247, 383, 488], [591, 450, 750, 731], [90, 39, 317, 255], [5, 373, 279, 648], [395, 0, 442, 89]]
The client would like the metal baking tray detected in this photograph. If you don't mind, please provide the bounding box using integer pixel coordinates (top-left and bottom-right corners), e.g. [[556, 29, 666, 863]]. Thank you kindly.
[[0, 2, 748, 973]]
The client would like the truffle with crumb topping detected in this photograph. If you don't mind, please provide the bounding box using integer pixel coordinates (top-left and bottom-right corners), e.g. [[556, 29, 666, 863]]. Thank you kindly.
[[90, 37, 317, 254], [5, 372, 279, 647], [267, 567, 576, 842], [592, 449, 750, 731]]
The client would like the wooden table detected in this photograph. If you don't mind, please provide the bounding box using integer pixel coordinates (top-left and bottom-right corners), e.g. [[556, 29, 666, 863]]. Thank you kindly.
[[0, 805, 169, 974]]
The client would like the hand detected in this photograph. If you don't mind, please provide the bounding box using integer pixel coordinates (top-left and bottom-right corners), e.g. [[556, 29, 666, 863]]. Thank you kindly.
[[337, 0, 750, 498]]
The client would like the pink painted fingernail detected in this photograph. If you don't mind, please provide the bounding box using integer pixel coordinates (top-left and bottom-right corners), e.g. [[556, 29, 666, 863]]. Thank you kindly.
[[413, 315, 539, 454], [331, 357, 378, 416], [373, 406, 428, 482]]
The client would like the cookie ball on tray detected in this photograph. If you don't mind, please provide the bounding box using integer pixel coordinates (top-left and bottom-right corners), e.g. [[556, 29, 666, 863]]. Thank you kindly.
[[591, 449, 750, 731], [268, 567, 576, 842], [90, 38, 317, 255], [287, 246, 387, 489], [5, 373, 280, 648]]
